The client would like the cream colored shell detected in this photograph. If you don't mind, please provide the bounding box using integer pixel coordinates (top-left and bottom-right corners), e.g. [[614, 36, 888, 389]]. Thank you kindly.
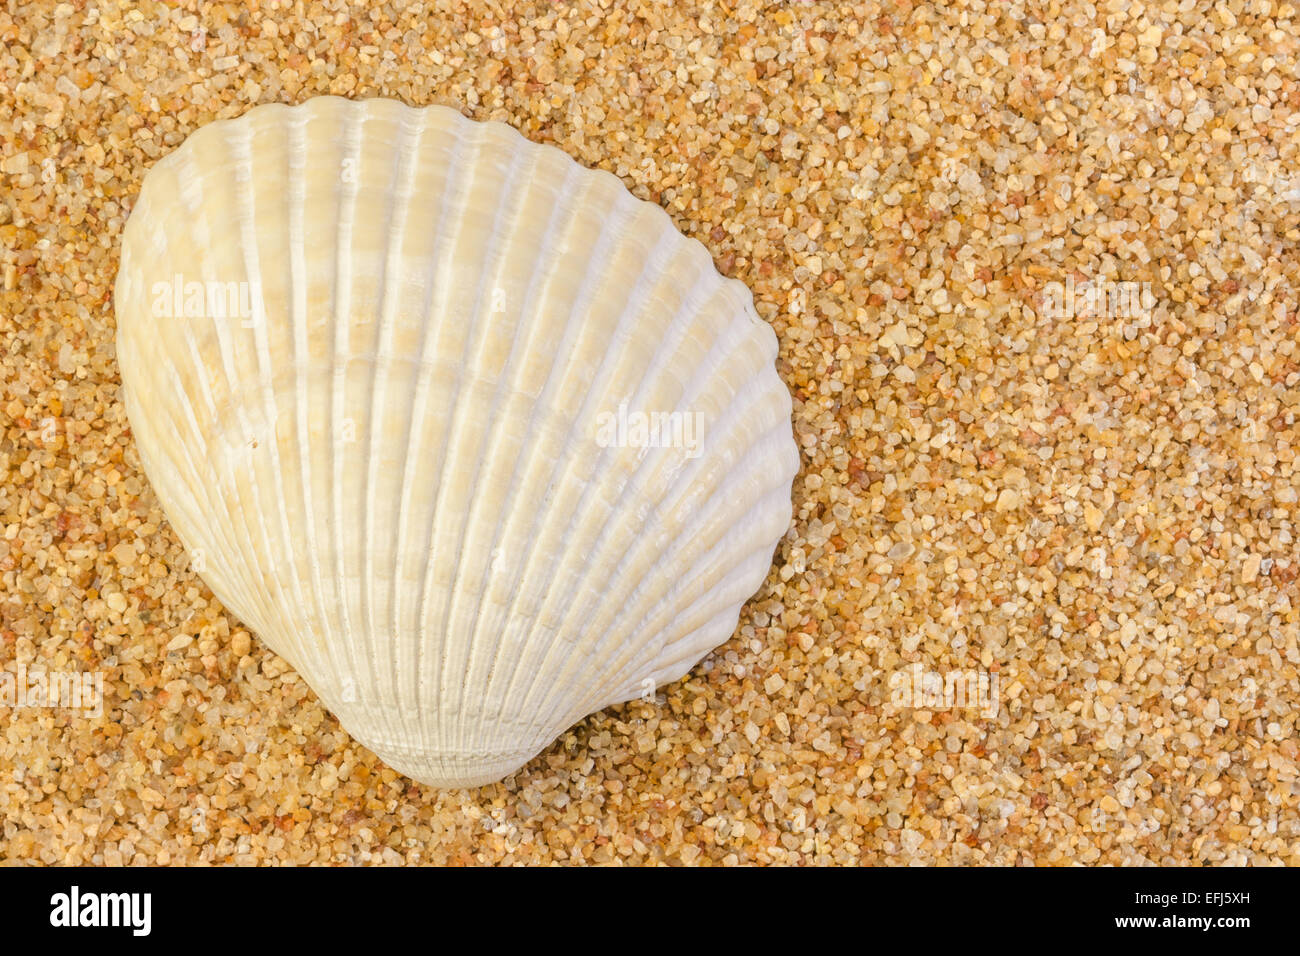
[[115, 97, 799, 787]]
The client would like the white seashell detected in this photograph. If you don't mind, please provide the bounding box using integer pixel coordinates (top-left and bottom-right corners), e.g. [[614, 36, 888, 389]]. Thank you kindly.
[[115, 97, 798, 787]]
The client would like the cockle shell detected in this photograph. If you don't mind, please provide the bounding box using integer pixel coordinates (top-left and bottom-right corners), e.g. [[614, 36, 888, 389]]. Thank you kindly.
[[115, 97, 799, 787]]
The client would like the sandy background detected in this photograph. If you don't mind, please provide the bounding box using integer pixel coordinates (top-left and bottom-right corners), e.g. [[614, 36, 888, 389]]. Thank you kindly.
[[1, 0, 1298, 864]]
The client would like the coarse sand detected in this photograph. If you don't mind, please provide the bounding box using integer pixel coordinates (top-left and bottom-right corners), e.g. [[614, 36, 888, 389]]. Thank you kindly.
[[0, 0, 1297, 864]]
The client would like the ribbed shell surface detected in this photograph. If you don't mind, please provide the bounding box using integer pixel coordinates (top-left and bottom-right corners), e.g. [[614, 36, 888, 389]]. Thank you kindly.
[[115, 97, 800, 787]]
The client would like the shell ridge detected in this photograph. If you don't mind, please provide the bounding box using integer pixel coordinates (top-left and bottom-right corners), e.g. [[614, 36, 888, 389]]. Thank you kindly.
[[405, 115, 503, 776], [232, 112, 316, 676], [123, 364, 252, 629], [522, 267, 750, 732], [283, 102, 344, 701], [462, 163, 620, 749], [649, 536, 789, 676], [326, 106, 378, 734], [378, 104, 438, 757], [356, 103, 426, 754], [632, 461, 796, 645], [599, 597, 751, 710], [163, 332, 262, 628], [543, 362, 798, 725], [128, 161, 261, 617], [487, 196, 678, 742], [500, 209, 692, 735], [118, 205, 251, 622], [409, 116, 514, 773], [568, 455, 796, 723], [609, 422, 798, 646], [441, 145, 582, 760], [390, 111, 473, 766], [517, 260, 731, 728], [170, 139, 284, 639], [422, 134, 539, 763]]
